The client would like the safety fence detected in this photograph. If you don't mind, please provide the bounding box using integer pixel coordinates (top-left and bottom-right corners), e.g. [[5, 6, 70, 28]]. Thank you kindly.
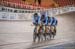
[[0, 5, 75, 21]]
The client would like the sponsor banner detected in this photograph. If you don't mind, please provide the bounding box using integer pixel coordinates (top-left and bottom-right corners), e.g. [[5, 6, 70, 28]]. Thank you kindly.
[[0, 6, 75, 20], [0, 12, 33, 20]]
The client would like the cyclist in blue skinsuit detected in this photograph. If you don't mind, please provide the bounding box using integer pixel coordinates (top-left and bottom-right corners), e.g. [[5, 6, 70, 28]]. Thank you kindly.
[[33, 13, 41, 26], [40, 14, 48, 34], [40, 14, 48, 25], [47, 16, 58, 38], [52, 17, 58, 26], [40, 11, 48, 25], [33, 13, 41, 42], [47, 16, 52, 26], [33, 13, 41, 33], [47, 16, 58, 27], [51, 17, 58, 35]]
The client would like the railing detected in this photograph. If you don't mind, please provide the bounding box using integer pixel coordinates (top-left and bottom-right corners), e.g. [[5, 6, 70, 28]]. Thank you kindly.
[[0, 5, 75, 13], [0, 5, 75, 21]]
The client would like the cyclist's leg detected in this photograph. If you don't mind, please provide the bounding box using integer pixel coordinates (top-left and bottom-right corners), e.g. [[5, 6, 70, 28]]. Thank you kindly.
[[37, 24, 42, 42], [33, 25, 37, 42], [54, 26, 56, 35]]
